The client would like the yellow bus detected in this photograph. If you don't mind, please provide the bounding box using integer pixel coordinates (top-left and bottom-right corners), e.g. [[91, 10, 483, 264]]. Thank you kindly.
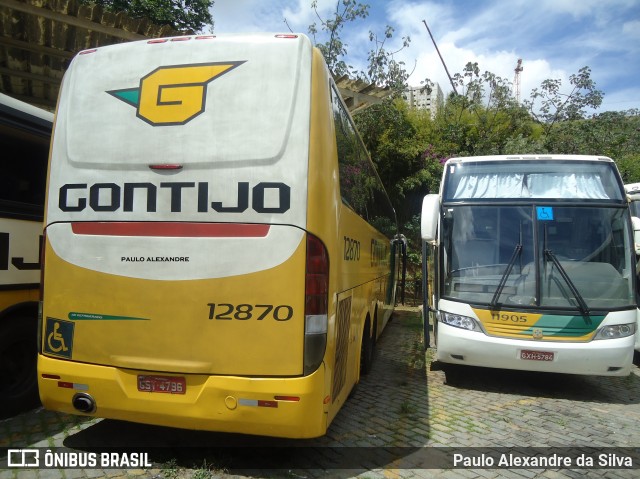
[[38, 33, 404, 438], [0, 93, 52, 417]]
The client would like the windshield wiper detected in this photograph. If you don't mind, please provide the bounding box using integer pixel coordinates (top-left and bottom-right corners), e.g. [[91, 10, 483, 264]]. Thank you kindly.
[[541, 224, 590, 316], [490, 242, 522, 308], [544, 248, 590, 316]]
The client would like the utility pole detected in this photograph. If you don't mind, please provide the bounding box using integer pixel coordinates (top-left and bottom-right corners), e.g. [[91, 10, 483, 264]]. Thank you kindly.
[[422, 19, 458, 95]]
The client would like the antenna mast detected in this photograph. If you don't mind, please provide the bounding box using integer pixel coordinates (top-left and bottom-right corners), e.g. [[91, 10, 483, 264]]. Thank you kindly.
[[422, 19, 458, 95]]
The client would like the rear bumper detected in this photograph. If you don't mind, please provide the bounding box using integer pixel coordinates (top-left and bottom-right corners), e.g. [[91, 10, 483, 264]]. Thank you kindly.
[[38, 355, 328, 438], [436, 323, 635, 376]]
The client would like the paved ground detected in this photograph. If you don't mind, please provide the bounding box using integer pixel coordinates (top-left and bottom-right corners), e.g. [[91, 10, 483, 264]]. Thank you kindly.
[[1, 307, 639, 478]]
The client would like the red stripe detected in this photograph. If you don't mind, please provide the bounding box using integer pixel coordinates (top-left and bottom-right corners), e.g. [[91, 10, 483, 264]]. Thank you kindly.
[[71, 222, 270, 238]]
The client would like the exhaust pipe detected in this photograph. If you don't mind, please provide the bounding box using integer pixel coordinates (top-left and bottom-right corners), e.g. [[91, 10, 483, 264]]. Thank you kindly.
[[72, 393, 96, 413]]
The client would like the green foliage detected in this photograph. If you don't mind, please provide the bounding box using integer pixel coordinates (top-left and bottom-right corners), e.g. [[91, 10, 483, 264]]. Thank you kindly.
[[423, 63, 636, 169], [306, 0, 410, 92], [545, 109, 640, 157], [160, 459, 180, 479], [355, 99, 444, 227], [502, 134, 546, 155], [366, 26, 412, 92], [617, 153, 640, 184], [80, 0, 214, 32], [432, 63, 535, 156], [523, 66, 604, 133], [308, 0, 369, 78]]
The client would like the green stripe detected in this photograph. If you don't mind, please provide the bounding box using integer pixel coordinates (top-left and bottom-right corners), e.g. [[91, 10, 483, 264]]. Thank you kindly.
[[523, 314, 606, 337], [69, 312, 149, 321]]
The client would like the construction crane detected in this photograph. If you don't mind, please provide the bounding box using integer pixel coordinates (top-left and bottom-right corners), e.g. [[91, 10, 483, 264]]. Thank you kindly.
[[422, 19, 458, 95], [513, 58, 523, 103]]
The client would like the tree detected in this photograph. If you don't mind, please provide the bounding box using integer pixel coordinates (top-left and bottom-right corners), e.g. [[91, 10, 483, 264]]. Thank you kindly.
[[306, 0, 368, 78], [427, 63, 534, 156], [355, 99, 444, 226], [79, 0, 214, 32], [543, 109, 640, 182], [305, 0, 411, 93], [355, 99, 445, 299], [523, 66, 604, 134]]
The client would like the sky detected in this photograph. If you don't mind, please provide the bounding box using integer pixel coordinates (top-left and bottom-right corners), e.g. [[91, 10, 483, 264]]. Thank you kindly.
[[209, 0, 640, 114]]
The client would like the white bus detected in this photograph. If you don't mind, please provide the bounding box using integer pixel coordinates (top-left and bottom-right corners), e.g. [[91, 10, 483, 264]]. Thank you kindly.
[[421, 155, 637, 375], [625, 183, 640, 218], [624, 182, 640, 354], [0, 93, 53, 416], [38, 33, 404, 438], [625, 182, 640, 256]]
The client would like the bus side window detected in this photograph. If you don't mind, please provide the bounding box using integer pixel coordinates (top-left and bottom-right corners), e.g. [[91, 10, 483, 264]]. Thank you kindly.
[[332, 86, 376, 221], [0, 131, 47, 209]]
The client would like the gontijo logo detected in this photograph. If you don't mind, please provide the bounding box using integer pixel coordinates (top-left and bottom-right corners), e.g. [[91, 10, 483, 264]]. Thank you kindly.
[[107, 62, 245, 126]]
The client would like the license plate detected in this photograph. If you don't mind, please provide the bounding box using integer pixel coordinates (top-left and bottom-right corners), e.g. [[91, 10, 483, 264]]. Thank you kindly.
[[137, 375, 186, 394], [520, 349, 554, 361]]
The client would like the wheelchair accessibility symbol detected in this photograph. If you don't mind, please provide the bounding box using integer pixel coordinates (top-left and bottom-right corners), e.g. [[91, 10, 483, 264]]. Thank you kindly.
[[536, 206, 554, 221], [44, 318, 74, 358]]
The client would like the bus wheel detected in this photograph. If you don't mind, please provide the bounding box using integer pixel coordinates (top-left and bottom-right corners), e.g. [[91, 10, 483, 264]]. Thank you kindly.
[[360, 323, 374, 375], [423, 313, 430, 349], [0, 317, 40, 418], [432, 319, 439, 348]]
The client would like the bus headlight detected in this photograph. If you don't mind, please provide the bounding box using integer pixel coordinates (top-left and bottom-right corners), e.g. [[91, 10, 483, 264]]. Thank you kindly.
[[439, 312, 479, 331], [595, 323, 636, 340]]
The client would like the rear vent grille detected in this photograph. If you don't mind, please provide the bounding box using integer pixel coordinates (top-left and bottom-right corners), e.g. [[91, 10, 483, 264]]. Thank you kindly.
[[332, 296, 352, 401]]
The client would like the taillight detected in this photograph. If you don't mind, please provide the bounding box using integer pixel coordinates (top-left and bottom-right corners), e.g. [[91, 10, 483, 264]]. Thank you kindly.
[[304, 234, 328, 375], [148, 164, 183, 170], [38, 229, 46, 353], [39, 230, 46, 302]]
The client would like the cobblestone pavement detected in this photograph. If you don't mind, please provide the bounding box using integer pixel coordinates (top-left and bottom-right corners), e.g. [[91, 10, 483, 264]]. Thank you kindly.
[[1, 307, 639, 478]]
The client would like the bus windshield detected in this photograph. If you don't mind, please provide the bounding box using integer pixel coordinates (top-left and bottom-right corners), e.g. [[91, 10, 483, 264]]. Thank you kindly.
[[442, 204, 635, 310], [444, 159, 624, 201]]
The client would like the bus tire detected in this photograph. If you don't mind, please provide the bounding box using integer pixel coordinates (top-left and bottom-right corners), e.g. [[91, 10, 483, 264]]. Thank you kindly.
[[360, 322, 374, 375], [423, 310, 430, 349], [0, 316, 40, 418], [433, 319, 439, 348]]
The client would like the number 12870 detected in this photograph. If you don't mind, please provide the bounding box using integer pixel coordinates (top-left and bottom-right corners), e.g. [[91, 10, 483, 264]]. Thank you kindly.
[[207, 303, 293, 321]]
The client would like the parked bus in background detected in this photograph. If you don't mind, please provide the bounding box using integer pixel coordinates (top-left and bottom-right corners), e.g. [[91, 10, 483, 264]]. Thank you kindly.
[[625, 183, 640, 218], [625, 183, 640, 256], [421, 155, 637, 375], [624, 182, 640, 354], [38, 33, 405, 438], [0, 93, 53, 417]]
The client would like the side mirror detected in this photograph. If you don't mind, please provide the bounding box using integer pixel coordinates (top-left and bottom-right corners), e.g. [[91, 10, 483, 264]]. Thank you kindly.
[[632, 216, 640, 256], [421, 194, 439, 241]]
